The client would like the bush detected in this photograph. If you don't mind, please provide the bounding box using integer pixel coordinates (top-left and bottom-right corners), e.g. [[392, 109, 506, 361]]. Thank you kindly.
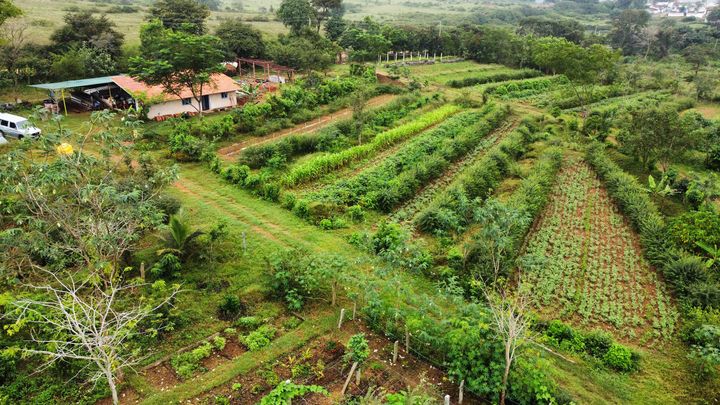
[[155, 195, 182, 223], [669, 210, 720, 254], [242, 325, 277, 351], [235, 316, 263, 330], [170, 341, 214, 379], [218, 294, 245, 320], [602, 343, 639, 372], [584, 330, 613, 358], [221, 164, 251, 185], [213, 336, 227, 351]]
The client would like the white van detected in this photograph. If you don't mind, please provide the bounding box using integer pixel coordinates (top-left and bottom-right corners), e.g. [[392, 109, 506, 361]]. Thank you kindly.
[[0, 113, 41, 139]]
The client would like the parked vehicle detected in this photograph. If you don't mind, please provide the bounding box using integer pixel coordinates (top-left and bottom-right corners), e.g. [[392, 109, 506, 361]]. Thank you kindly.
[[0, 113, 41, 139]]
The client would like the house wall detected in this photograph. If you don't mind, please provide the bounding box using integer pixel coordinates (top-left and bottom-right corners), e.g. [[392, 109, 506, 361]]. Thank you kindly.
[[147, 92, 237, 119]]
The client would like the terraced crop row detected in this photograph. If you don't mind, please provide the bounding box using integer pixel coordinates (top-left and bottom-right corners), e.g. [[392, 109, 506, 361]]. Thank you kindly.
[[482, 75, 569, 99], [391, 116, 519, 224], [310, 104, 510, 212], [521, 161, 678, 344], [282, 104, 461, 187], [447, 68, 541, 88]]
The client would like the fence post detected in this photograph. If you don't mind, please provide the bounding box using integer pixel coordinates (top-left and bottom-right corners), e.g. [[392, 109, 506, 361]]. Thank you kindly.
[[241, 231, 247, 254], [341, 362, 358, 396], [140, 262, 145, 281], [392, 340, 399, 364], [459, 380, 464, 404], [338, 308, 345, 329], [444, 394, 450, 405], [352, 301, 357, 320], [405, 325, 410, 353]]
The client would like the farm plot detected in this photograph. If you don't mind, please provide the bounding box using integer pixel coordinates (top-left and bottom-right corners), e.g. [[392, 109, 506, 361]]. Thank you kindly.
[[521, 161, 678, 344], [307, 103, 510, 213]]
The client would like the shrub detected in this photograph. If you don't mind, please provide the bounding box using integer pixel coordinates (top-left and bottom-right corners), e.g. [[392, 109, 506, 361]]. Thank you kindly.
[[669, 210, 720, 254], [584, 330, 613, 358], [218, 294, 244, 320], [343, 333, 370, 365], [242, 325, 278, 351], [155, 195, 182, 223], [602, 343, 639, 372], [150, 253, 182, 278], [221, 164, 251, 185], [213, 336, 227, 351], [170, 341, 214, 379], [235, 316, 263, 330]]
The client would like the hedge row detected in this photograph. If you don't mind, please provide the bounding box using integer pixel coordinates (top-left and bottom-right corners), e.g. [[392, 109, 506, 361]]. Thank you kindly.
[[447, 68, 541, 88], [484, 75, 569, 100], [315, 103, 511, 212], [282, 104, 462, 187], [238, 93, 437, 169], [414, 118, 547, 234]]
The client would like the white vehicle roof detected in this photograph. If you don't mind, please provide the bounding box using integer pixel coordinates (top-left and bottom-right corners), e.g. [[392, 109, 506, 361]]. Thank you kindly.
[[0, 113, 30, 123]]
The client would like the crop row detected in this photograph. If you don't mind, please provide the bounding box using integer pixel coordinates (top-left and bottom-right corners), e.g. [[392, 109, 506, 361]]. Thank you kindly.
[[282, 104, 461, 187], [447, 68, 541, 88], [414, 117, 549, 234], [312, 103, 511, 212], [237, 93, 439, 169], [521, 162, 678, 341], [528, 84, 628, 110], [482, 75, 569, 99]]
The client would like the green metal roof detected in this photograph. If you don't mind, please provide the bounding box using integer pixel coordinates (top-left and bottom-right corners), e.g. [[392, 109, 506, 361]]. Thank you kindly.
[[30, 76, 116, 90]]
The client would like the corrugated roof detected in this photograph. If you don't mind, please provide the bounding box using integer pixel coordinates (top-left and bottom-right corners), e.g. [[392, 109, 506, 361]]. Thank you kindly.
[[30, 76, 116, 90], [111, 74, 240, 102]]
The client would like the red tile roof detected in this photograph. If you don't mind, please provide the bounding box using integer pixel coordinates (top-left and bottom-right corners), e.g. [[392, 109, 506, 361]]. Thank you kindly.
[[111, 73, 240, 102]]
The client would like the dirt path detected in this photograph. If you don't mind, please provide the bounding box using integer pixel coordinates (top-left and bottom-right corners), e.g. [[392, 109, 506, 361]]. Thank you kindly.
[[217, 94, 398, 160]]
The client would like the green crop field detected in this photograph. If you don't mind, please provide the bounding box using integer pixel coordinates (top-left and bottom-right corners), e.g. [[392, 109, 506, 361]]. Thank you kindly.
[[2, 2, 720, 404]]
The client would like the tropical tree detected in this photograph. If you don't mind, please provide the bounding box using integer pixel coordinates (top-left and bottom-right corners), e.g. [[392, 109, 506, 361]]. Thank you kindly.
[[147, 0, 210, 34], [215, 18, 266, 60], [130, 20, 225, 116], [50, 11, 125, 59], [311, 0, 342, 33], [608, 9, 650, 55], [277, 0, 316, 35], [158, 215, 204, 257], [467, 199, 530, 284]]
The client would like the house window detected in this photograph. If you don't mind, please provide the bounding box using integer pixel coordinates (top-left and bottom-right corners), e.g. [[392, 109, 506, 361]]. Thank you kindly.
[[182, 98, 191, 105], [221, 92, 228, 99]]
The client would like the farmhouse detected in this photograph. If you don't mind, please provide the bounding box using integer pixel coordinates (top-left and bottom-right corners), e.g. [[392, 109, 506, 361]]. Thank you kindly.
[[31, 73, 242, 120], [111, 74, 241, 119]]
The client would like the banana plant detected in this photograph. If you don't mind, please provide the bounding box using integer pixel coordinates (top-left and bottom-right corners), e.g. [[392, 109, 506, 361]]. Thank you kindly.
[[696, 241, 719, 269], [647, 174, 675, 197]]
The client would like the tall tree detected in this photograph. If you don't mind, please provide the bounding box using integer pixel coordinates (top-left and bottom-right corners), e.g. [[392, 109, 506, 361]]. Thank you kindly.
[[215, 18, 266, 60], [50, 12, 125, 59], [130, 20, 225, 115], [0, 0, 20, 25], [311, 0, 342, 33], [277, 0, 316, 35], [608, 9, 650, 55], [148, 0, 211, 34], [0, 19, 31, 101], [269, 30, 339, 71]]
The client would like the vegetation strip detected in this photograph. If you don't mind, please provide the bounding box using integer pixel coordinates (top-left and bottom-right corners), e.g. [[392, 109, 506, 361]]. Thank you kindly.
[[282, 104, 461, 186]]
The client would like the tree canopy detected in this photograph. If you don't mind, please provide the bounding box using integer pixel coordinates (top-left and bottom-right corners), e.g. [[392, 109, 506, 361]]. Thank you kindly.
[[50, 12, 125, 59], [215, 18, 266, 59], [148, 0, 211, 34]]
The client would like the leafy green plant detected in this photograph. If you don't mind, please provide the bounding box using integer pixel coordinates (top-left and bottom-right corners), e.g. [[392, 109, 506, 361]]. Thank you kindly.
[[258, 381, 328, 405], [343, 333, 370, 365], [241, 325, 277, 351]]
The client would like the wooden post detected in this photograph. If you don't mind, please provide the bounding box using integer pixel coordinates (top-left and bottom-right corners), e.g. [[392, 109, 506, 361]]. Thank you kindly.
[[405, 325, 410, 353], [392, 340, 399, 364], [341, 362, 358, 395], [242, 231, 247, 254], [459, 380, 464, 404], [444, 394, 450, 405], [140, 262, 145, 281], [252, 62, 256, 79], [338, 308, 345, 329], [355, 367, 361, 385], [352, 301, 357, 320], [395, 52, 398, 62], [61, 88, 67, 116]]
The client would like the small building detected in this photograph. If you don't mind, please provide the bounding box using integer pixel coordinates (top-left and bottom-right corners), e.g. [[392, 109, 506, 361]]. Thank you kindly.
[[111, 73, 241, 120], [31, 73, 242, 120]]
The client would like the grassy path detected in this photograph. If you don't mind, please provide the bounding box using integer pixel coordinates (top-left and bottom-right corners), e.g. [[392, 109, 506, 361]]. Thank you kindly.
[[217, 94, 398, 160]]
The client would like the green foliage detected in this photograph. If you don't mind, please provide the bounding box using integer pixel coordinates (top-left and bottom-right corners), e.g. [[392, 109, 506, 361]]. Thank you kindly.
[[284, 104, 461, 186], [448, 69, 541, 88], [170, 341, 214, 379], [669, 210, 720, 254], [344, 333, 370, 365], [314, 105, 510, 213], [259, 381, 328, 404], [241, 325, 278, 351], [218, 294, 244, 320], [213, 336, 227, 351], [603, 344, 639, 372]]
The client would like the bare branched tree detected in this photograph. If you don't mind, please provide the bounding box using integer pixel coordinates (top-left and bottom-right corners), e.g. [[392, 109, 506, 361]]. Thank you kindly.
[[484, 281, 532, 405], [0, 19, 30, 102], [5, 270, 180, 405]]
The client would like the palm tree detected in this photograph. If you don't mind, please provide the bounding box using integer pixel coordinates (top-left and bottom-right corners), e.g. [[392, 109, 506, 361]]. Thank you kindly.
[[157, 215, 204, 257], [696, 241, 720, 270]]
